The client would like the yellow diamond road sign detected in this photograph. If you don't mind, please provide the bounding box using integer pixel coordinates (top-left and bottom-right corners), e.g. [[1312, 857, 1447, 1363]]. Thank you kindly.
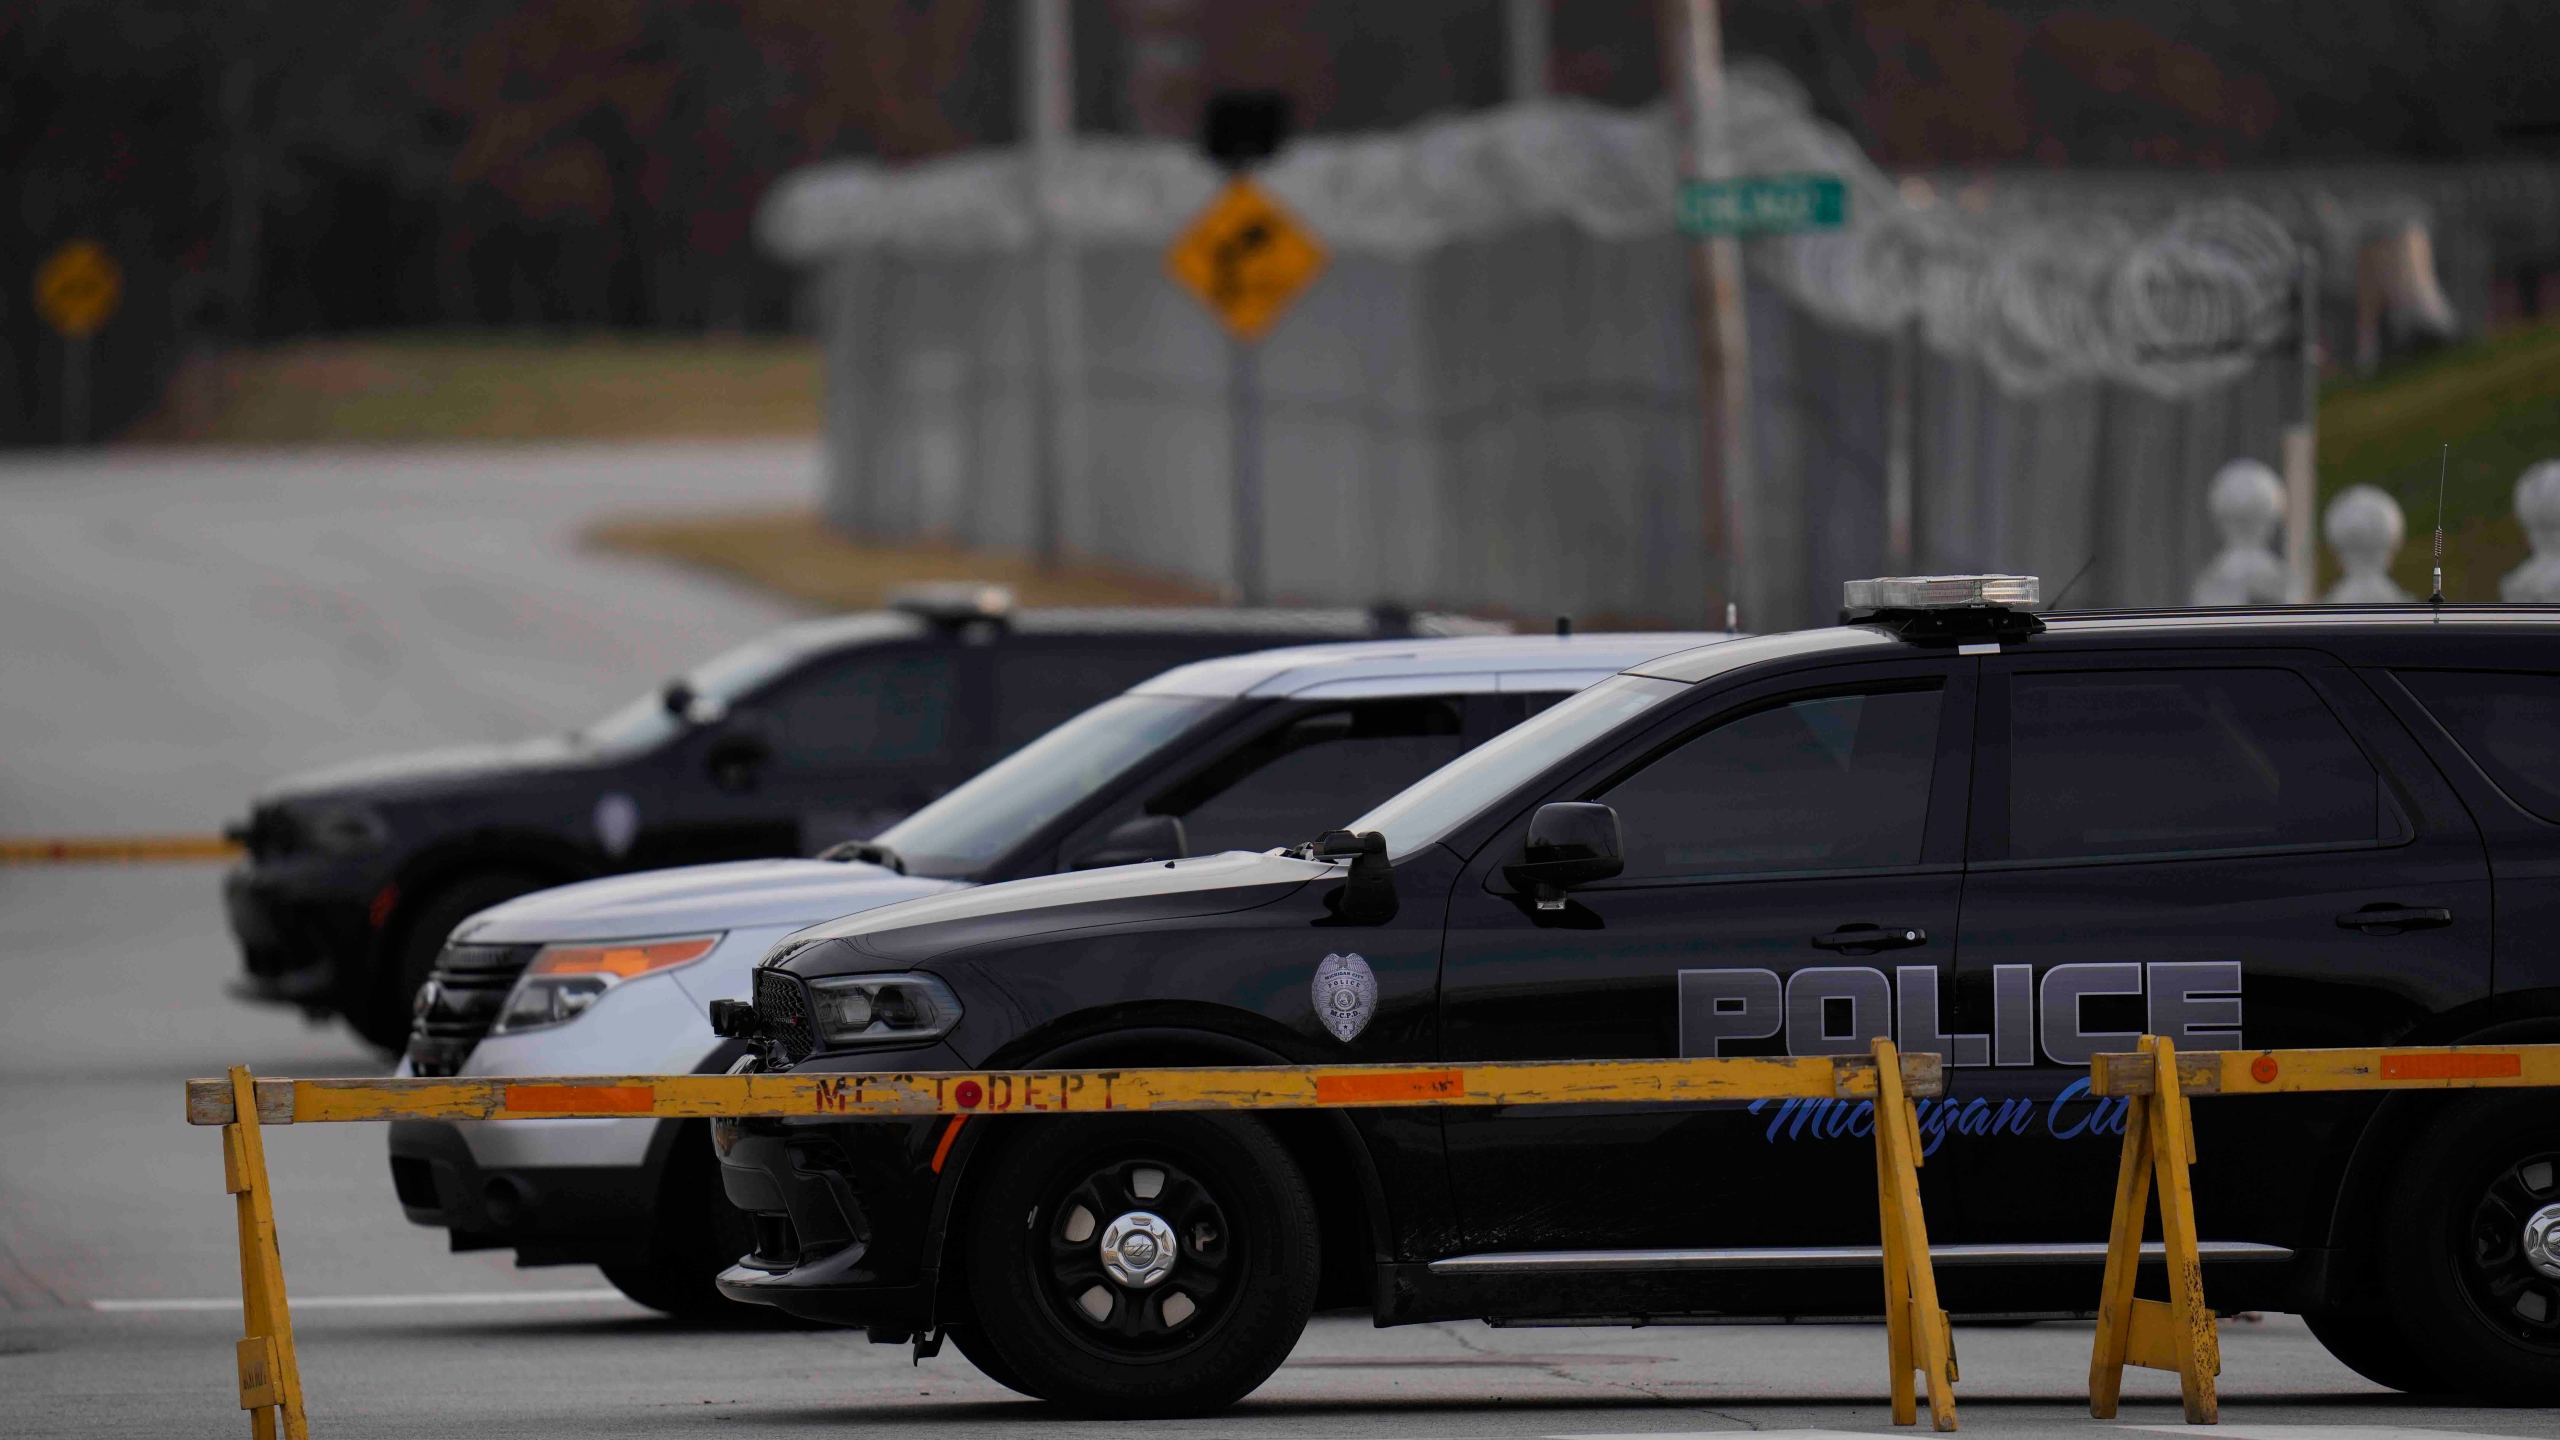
[[1166, 178, 1327, 342], [35, 240, 121, 340]]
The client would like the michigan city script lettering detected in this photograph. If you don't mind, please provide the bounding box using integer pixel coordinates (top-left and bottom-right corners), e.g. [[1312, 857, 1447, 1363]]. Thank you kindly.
[[1679, 962, 2240, 1150]]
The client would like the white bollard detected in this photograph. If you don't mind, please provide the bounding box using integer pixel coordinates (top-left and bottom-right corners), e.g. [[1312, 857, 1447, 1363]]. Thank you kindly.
[[2323, 486, 2410, 603], [2191, 459, 2290, 606], [2501, 461, 2560, 603]]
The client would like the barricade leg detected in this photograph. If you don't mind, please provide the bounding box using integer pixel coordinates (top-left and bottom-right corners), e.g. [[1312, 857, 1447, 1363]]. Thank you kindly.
[[223, 1066, 308, 1440], [2087, 1051, 2155, 1418], [2086, 1037, 2218, 1425], [1871, 1038, 1958, 1431]]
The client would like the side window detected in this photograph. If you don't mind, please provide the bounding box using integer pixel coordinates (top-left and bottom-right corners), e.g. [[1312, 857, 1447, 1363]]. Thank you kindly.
[[1147, 699, 1471, 855], [764, 648, 960, 768], [2399, 669, 2560, 823], [2003, 668, 2383, 862], [991, 641, 1210, 753], [1597, 687, 1941, 882]]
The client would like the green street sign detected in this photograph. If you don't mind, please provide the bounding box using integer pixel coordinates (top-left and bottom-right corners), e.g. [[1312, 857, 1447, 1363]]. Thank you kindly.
[[1678, 174, 1848, 236]]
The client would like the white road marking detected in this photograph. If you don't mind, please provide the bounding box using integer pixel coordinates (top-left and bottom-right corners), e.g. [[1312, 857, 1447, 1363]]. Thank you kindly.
[[91, 1289, 632, 1313], [1556, 1414, 2560, 1424], [2131, 1428, 2547, 1440], [1554, 1432, 1897, 1439]]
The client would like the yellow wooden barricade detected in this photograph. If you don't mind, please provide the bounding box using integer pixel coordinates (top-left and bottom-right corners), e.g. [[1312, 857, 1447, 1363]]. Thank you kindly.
[[1874, 1038, 1960, 1430], [218, 1066, 309, 1440], [187, 1044, 1959, 1435], [2085, 1038, 2560, 1426], [0, 832, 241, 864], [2086, 1036, 2217, 1424]]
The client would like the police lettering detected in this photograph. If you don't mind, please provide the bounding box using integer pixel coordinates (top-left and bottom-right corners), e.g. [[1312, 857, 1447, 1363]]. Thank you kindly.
[[1677, 962, 2240, 1064]]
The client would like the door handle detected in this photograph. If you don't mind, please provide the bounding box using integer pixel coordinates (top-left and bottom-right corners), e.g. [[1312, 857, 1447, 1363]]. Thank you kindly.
[[1811, 924, 1928, 954], [2335, 904, 2453, 934]]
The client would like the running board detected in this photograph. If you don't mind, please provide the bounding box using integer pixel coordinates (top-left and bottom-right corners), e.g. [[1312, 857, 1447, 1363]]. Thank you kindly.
[[1426, 1240, 2293, 1276]]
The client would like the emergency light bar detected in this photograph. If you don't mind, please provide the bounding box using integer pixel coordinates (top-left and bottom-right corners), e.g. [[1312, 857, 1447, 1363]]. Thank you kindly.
[[889, 582, 1015, 627], [1841, 573, 2044, 643], [1842, 574, 2039, 611]]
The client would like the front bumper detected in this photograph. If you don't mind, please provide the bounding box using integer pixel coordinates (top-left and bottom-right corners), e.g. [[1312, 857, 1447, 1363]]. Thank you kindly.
[[711, 1049, 966, 1331], [389, 1119, 662, 1267], [224, 861, 378, 1011]]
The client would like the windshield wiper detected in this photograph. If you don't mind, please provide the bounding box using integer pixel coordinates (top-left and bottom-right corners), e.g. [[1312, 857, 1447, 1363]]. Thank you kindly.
[[816, 839, 906, 873]]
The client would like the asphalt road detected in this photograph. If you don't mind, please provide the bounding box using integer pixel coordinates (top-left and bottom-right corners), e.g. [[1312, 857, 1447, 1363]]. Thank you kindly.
[[1, 444, 2551, 1438]]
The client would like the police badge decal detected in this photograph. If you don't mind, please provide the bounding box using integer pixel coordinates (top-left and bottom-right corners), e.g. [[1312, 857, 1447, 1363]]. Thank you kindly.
[[1311, 952, 1377, 1043]]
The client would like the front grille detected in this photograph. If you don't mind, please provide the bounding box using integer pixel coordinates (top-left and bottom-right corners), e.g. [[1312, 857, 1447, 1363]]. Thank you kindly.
[[404, 942, 541, 1076], [754, 970, 817, 1066]]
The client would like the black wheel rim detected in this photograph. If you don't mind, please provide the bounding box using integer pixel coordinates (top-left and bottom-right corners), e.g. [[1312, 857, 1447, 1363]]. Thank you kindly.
[[1035, 1153, 1237, 1359], [2456, 1145, 2560, 1352]]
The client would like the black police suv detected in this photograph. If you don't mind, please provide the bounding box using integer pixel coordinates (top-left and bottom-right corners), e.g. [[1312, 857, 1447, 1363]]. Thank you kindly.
[[226, 587, 1488, 1049], [717, 581, 2560, 1414]]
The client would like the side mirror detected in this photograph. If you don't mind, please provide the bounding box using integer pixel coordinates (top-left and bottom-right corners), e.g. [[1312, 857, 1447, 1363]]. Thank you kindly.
[[1068, 814, 1188, 870], [1313, 828, 1396, 923], [661, 679, 697, 720], [1502, 802, 1623, 911], [705, 725, 773, 792]]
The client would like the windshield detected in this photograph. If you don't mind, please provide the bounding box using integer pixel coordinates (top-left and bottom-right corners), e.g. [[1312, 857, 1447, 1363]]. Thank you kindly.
[[1346, 673, 1686, 860], [572, 618, 932, 756], [875, 693, 1228, 878], [577, 636, 811, 754]]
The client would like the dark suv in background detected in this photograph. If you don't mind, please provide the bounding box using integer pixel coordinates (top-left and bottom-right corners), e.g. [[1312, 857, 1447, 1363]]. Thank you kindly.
[[225, 586, 1494, 1048]]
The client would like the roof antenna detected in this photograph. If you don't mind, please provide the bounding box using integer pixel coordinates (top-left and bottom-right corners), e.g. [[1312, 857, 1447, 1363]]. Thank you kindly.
[[2429, 444, 2450, 605], [1553, 614, 1572, 638], [1724, 601, 1738, 636], [2046, 553, 2099, 612]]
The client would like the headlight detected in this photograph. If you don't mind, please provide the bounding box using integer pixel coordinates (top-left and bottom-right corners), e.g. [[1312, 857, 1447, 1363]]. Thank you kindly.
[[493, 934, 721, 1034], [807, 973, 961, 1048], [300, 804, 391, 856]]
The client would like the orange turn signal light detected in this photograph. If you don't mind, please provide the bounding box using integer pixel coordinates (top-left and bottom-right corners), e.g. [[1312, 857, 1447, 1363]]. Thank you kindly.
[[526, 935, 720, 980]]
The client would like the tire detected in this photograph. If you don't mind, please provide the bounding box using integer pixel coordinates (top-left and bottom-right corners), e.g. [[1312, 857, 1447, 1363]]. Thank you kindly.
[[946, 1324, 1046, 1399], [2302, 1308, 2444, 1394], [356, 871, 545, 1051], [957, 1114, 1319, 1417], [2379, 1092, 2560, 1401], [603, 1127, 809, 1327]]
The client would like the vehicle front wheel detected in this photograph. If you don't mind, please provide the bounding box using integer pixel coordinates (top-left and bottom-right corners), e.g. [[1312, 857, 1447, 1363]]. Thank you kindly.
[[2381, 1093, 2560, 1401], [2302, 1308, 2442, 1394], [359, 871, 546, 1052], [945, 1325, 1046, 1399], [957, 1114, 1318, 1417]]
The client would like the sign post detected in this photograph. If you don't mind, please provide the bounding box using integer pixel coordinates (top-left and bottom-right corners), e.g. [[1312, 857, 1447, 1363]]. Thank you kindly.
[[34, 239, 123, 445], [1664, 0, 1752, 631], [1167, 97, 1325, 606]]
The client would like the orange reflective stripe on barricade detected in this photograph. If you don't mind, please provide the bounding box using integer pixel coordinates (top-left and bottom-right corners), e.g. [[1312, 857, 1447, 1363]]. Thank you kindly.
[[2091, 1042, 2560, 1098]]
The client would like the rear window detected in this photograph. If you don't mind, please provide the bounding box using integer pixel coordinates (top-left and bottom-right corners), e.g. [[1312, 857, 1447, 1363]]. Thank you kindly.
[[2399, 669, 2560, 823], [2001, 668, 2386, 862]]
